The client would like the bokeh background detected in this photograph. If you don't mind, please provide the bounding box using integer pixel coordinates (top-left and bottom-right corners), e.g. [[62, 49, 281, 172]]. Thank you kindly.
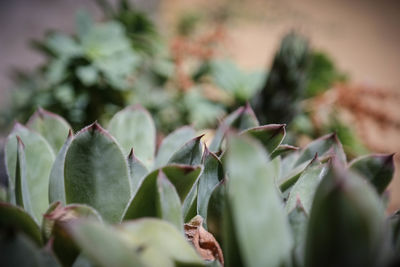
[[1, 0, 399, 210]]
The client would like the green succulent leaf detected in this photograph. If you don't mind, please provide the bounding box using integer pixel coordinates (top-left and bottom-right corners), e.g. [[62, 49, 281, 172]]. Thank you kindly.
[[286, 162, 328, 213], [288, 200, 308, 267], [225, 134, 293, 267], [349, 154, 395, 194], [108, 105, 156, 169], [207, 180, 226, 243], [5, 123, 55, 222], [49, 130, 73, 204], [64, 122, 131, 223], [127, 149, 149, 194], [182, 182, 198, 223], [42, 202, 102, 266], [0, 203, 42, 246], [241, 124, 286, 154], [210, 104, 259, 153], [305, 161, 387, 267], [168, 135, 204, 166], [295, 133, 346, 166], [26, 108, 72, 154], [123, 170, 183, 231], [68, 220, 145, 267], [14, 137, 34, 218], [271, 144, 299, 159], [155, 126, 196, 168], [197, 147, 224, 225]]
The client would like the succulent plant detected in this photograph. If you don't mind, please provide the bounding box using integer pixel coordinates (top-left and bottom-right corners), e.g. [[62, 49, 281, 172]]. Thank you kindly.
[[1, 105, 397, 267]]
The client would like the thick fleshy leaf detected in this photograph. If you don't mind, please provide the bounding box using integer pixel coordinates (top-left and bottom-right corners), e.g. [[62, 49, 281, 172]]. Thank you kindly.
[[183, 183, 198, 222], [305, 161, 388, 267], [197, 147, 224, 225], [68, 220, 145, 267], [14, 137, 34, 218], [209, 104, 259, 152], [0, 231, 61, 267], [0, 203, 42, 247], [127, 149, 148, 194], [162, 164, 202, 202], [295, 133, 346, 166], [155, 126, 196, 168], [117, 219, 204, 267], [349, 154, 395, 194], [168, 135, 203, 166], [5, 124, 55, 222], [271, 144, 299, 159], [207, 180, 226, 243], [49, 130, 73, 204], [288, 200, 308, 267], [122, 170, 183, 231], [64, 122, 131, 223], [42, 202, 102, 266], [108, 105, 156, 168], [279, 160, 310, 196], [27, 108, 71, 153], [225, 135, 293, 267], [241, 124, 286, 154], [286, 162, 328, 213]]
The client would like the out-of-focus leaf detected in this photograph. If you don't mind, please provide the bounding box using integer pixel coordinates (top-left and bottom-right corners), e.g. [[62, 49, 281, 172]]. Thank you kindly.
[[209, 104, 259, 153], [225, 135, 292, 267], [122, 170, 183, 231], [108, 105, 156, 169], [197, 147, 224, 225], [0, 231, 61, 267], [349, 154, 395, 194], [305, 161, 388, 267], [27, 108, 72, 153], [154, 126, 196, 168], [5, 123, 55, 222], [45, 33, 82, 57], [76, 66, 98, 86], [49, 130, 73, 204], [64, 122, 131, 223], [0, 203, 42, 246], [42, 202, 102, 266], [288, 200, 308, 267], [127, 149, 148, 194], [168, 135, 203, 166], [14, 137, 34, 218], [241, 124, 285, 154], [118, 219, 204, 267], [68, 220, 145, 267], [295, 133, 346, 166]]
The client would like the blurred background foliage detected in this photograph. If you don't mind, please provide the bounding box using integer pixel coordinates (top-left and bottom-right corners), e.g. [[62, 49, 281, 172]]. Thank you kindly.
[[0, 0, 364, 157]]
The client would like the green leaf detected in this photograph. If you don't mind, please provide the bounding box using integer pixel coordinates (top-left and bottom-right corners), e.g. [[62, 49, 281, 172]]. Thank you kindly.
[[64, 122, 131, 223], [127, 149, 149, 194], [108, 105, 156, 169], [241, 124, 286, 154], [207, 180, 226, 243], [305, 161, 387, 267], [117, 219, 204, 267], [76, 66, 98, 86], [225, 135, 293, 267], [68, 220, 145, 267], [349, 154, 395, 194], [295, 133, 346, 166], [197, 147, 224, 225], [5, 123, 55, 222], [168, 135, 203, 166], [286, 162, 328, 213], [210, 104, 259, 153], [154, 126, 196, 168], [27, 108, 72, 154], [49, 130, 73, 204], [182, 182, 198, 222], [271, 144, 299, 159], [288, 200, 308, 267], [0, 203, 42, 246], [42, 202, 102, 266], [123, 170, 183, 231], [14, 137, 34, 218]]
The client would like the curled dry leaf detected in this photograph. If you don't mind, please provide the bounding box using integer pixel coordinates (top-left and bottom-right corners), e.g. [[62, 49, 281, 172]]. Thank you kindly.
[[184, 215, 224, 265]]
